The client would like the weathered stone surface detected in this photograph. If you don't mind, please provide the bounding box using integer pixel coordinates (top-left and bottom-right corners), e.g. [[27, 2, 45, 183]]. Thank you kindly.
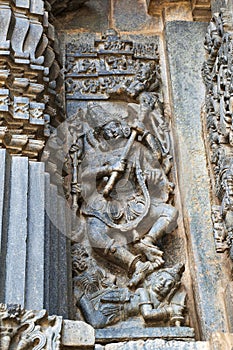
[[25, 161, 45, 310], [62, 319, 95, 348], [0, 149, 9, 302], [165, 21, 227, 339], [49, 184, 59, 314], [0, 304, 62, 350], [55, 0, 110, 32], [209, 332, 233, 350], [44, 172, 51, 311], [211, 0, 228, 13], [0, 149, 6, 258], [57, 196, 70, 318], [0, 0, 65, 160], [96, 327, 195, 344], [95, 339, 209, 350], [224, 283, 233, 333], [112, 0, 159, 32], [65, 204, 73, 319], [4, 157, 28, 305]]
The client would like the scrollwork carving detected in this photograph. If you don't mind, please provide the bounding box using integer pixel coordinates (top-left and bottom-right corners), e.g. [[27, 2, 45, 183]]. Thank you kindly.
[[0, 304, 62, 350]]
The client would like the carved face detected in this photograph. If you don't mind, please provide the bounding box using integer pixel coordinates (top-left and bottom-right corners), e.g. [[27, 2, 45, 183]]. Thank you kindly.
[[102, 121, 124, 140], [151, 271, 175, 298], [136, 64, 150, 82]]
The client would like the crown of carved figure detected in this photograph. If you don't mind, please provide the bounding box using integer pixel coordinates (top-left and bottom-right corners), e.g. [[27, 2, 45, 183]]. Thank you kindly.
[[86, 102, 120, 129], [159, 263, 185, 282]]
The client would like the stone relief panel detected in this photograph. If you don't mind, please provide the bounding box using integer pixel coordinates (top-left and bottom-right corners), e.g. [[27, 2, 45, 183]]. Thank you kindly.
[[65, 29, 160, 101], [203, 9, 233, 257], [48, 29, 191, 332]]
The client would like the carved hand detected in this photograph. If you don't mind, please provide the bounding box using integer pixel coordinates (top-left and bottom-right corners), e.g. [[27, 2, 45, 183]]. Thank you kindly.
[[144, 169, 162, 183], [100, 290, 121, 302], [130, 120, 146, 135], [111, 159, 127, 173], [169, 304, 184, 319]]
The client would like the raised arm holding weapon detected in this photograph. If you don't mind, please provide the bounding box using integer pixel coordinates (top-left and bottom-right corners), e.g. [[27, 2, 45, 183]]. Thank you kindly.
[[79, 93, 178, 288]]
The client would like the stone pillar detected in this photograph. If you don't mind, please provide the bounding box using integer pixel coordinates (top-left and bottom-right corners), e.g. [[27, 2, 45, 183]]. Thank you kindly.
[[25, 161, 45, 310], [165, 21, 228, 339], [4, 157, 28, 306], [0, 154, 72, 316]]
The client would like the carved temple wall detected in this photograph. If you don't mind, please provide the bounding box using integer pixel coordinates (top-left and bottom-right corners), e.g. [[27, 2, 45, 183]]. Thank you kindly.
[[1, 0, 233, 349]]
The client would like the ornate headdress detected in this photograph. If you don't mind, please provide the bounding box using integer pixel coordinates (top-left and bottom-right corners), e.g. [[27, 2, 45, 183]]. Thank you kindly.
[[86, 102, 119, 129], [161, 263, 185, 282]]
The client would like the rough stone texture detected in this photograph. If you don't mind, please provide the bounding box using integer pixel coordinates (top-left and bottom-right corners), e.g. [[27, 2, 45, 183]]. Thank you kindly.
[[224, 283, 233, 333], [0, 155, 71, 315], [57, 196, 70, 318], [211, 0, 228, 13], [95, 339, 209, 350], [25, 161, 45, 310], [112, 0, 160, 32], [54, 0, 110, 31], [4, 157, 28, 306], [96, 327, 195, 344], [49, 184, 59, 315], [0, 149, 6, 253], [65, 204, 73, 320], [44, 172, 51, 311], [0, 149, 9, 302], [209, 332, 233, 349], [0, 304, 63, 350], [0, 0, 65, 159], [62, 320, 95, 348], [165, 21, 227, 339]]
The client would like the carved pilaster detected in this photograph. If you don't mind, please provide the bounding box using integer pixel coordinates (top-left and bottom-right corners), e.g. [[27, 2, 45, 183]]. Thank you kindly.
[[203, 9, 233, 258]]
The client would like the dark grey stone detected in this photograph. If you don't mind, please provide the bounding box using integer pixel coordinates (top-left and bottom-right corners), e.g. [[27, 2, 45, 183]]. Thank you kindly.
[[57, 195, 69, 318], [113, 0, 158, 32], [65, 204, 73, 319], [49, 184, 59, 314], [55, 0, 110, 32], [4, 157, 28, 306], [166, 21, 227, 339], [44, 172, 51, 311], [95, 327, 195, 344], [25, 162, 45, 310], [0, 149, 10, 302], [0, 149, 6, 257]]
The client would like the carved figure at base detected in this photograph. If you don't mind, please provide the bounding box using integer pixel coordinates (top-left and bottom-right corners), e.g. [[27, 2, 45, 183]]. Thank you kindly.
[[72, 244, 186, 328]]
